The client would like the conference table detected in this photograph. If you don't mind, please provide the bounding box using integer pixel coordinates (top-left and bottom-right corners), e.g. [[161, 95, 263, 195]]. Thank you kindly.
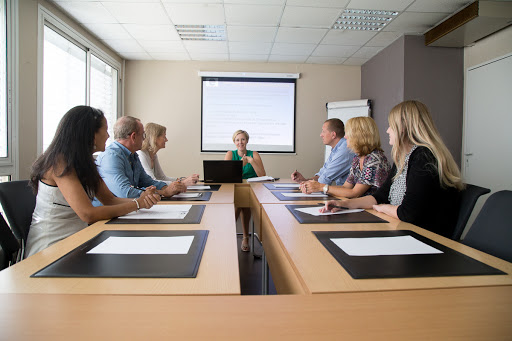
[[1, 181, 511, 339]]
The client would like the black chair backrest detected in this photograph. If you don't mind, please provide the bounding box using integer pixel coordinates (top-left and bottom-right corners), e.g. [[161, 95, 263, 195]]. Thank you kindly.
[[0, 213, 20, 269], [463, 190, 512, 263], [452, 184, 490, 241], [0, 180, 37, 242]]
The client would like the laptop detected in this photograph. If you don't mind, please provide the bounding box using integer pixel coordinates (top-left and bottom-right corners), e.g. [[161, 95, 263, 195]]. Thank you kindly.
[[203, 160, 243, 183]]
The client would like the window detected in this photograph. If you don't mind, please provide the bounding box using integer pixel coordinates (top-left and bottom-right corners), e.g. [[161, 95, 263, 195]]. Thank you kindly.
[[0, 0, 16, 180], [40, 8, 121, 153]]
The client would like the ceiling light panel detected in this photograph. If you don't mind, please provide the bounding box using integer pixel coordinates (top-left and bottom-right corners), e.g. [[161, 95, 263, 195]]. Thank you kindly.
[[332, 9, 399, 31], [175, 25, 226, 41]]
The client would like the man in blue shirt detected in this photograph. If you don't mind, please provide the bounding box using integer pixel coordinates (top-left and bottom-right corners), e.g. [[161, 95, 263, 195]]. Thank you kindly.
[[95, 116, 186, 202], [291, 118, 354, 187]]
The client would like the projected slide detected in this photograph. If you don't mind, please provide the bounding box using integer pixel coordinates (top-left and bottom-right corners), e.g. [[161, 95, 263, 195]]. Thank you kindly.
[[201, 77, 296, 153]]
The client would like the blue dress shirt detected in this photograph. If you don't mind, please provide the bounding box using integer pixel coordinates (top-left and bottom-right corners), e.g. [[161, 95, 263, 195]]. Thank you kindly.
[[315, 138, 355, 185], [94, 141, 167, 203]]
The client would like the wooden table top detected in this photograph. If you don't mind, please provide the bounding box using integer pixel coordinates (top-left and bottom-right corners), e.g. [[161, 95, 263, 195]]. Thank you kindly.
[[1, 285, 511, 340], [261, 204, 512, 294], [161, 183, 234, 204], [0, 204, 240, 295]]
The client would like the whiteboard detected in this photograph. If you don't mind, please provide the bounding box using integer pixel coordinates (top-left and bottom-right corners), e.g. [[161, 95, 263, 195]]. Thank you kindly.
[[325, 99, 371, 162]]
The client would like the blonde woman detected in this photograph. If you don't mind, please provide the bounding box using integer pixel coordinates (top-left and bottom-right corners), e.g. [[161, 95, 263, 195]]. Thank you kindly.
[[322, 100, 464, 237], [301, 117, 390, 198], [224, 130, 266, 251], [137, 123, 199, 186]]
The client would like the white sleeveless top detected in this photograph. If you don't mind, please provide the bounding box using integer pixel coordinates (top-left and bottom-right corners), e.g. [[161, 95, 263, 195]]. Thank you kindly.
[[25, 181, 88, 258]]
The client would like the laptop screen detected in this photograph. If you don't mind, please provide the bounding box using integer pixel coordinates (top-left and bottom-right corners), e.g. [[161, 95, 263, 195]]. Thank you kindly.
[[203, 160, 243, 183]]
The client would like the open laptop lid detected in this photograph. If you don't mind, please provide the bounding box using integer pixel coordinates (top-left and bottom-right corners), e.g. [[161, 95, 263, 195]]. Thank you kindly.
[[203, 160, 243, 183]]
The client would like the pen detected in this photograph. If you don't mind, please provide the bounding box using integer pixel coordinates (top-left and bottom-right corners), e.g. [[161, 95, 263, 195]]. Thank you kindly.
[[130, 185, 146, 191]]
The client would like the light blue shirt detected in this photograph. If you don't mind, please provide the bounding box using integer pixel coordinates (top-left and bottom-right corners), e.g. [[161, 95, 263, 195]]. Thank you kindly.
[[315, 138, 355, 185], [94, 141, 167, 204]]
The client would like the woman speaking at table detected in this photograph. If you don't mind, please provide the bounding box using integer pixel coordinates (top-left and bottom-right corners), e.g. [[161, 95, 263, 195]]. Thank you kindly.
[[224, 130, 266, 251], [322, 100, 464, 238]]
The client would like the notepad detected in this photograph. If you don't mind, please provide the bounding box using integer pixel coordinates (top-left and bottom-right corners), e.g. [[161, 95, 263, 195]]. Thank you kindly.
[[172, 193, 202, 198], [247, 176, 275, 182], [295, 206, 364, 216], [273, 184, 300, 189], [187, 185, 211, 190], [87, 236, 194, 255], [119, 204, 192, 220], [281, 192, 328, 198], [330, 235, 443, 256]]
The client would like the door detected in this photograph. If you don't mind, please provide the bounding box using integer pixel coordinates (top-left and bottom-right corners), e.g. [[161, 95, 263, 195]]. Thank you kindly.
[[463, 53, 512, 237]]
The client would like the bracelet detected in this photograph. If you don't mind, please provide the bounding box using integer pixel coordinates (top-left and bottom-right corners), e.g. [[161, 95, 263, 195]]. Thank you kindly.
[[132, 198, 140, 211]]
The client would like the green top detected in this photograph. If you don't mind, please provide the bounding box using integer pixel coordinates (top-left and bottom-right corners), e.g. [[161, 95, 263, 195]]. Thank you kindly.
[[231, 150, 258, 179]]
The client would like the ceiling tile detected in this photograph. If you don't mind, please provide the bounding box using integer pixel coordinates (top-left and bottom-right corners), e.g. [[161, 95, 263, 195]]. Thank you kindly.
[[384, 12, 448, 33], [123, 24, 180, 41], [163, 4, 225, 25], [54, 2, 117, 24], [225, 5, 283, 26], [364, 31, 402, 46], [229, 54, 269, 62], [271, 43, 317, 55], [306, 56, 347, 64], [343, 57, 368, 65], [224, 0, 285, 4], [102, 39, 145, 53], [287, 0, 350, 8], [120, 52, 153, 60], [227, 26, 277, 42], [346, 0, 415, 11], [275, 27, 328, 44], [184, 40, 228, 53], [280, 6, 342, 28], [162, 0, 222, 3], [406, 0, 472, 14], [321, 30, 376, 45], [139, 40, 186, 53], [350, 46, 382, 58], [82, 23, 132, 40], [149, 52, 191, 60], [312, 44, 359, 57], [268, 55, 308, 63], [189, 53, 229, 61], [229, 42, 273, 54], [102, 2, 172, 25]]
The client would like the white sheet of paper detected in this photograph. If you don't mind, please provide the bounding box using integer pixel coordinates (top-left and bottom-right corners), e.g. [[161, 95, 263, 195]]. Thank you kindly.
[[295, 206, 364, 216], [187, 185, 211, 190], [172, 192, 202, 198], [330, 235, 443, 256], [87, 236, 194, 254], [119, 204, 192, 220], [247, 176, 274, 182], [281, 192, 328, 198], [274, 184, 300, 189]]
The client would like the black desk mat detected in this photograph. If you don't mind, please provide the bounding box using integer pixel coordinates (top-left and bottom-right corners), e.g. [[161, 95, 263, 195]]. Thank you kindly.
[[32, 230, 209, 278], [161, 191, 212, 201], [286, 204, 388, 224], [187, 184, 221, 191], [107, 204, 205, 224], [313, 230, 506, 279]]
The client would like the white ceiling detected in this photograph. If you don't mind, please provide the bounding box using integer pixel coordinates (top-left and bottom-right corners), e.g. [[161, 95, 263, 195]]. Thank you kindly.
[[50, 0, 474, 65]]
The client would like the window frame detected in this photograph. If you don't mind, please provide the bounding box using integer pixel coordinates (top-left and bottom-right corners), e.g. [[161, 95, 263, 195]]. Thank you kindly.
[[37, 5, 122, 154], [0, 0, 18, 179]]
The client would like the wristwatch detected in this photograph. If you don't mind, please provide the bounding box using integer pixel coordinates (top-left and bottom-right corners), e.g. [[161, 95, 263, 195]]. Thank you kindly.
[[322, 184, 329, 194]]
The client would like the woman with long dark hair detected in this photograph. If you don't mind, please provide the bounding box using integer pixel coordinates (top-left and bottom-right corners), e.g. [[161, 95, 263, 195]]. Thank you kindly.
[[25, 106, 160, 257]]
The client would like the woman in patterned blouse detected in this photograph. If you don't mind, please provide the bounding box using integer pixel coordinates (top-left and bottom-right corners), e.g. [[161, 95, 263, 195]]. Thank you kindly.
[[322, 100, 465, 237], [301, 116, 390, 198]]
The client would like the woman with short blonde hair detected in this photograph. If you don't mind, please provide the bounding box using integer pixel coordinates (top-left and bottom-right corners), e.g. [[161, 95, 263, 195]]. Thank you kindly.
[[322, 100, 464, 238], [301, 116, 390, 198], [137, 122, 199, 186]]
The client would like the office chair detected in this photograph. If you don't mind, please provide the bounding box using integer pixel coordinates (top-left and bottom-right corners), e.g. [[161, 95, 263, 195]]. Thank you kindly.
[[452, 184, 490, 241], [0, 180, 37, 259], [0, 213, 21, 269], [463, 190, 512, 263]]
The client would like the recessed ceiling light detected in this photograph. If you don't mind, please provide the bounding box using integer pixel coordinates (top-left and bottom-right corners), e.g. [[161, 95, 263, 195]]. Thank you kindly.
[[175, 25, 226, 41], [332, 9, 399, 31]]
